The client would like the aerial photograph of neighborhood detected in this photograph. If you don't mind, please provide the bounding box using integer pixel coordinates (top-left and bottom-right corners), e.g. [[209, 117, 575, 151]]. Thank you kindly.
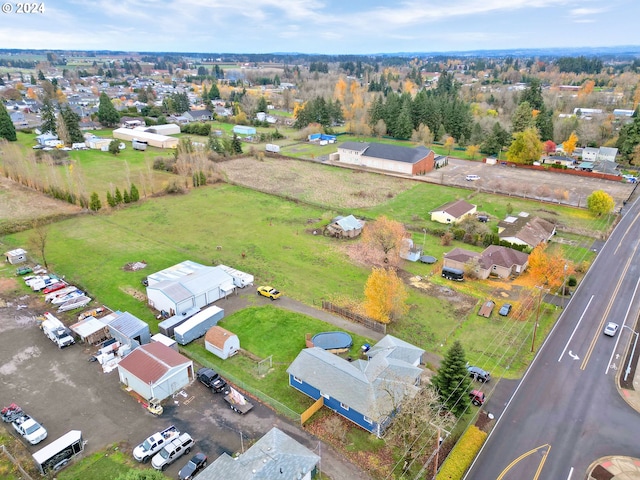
[[1, 1, 640, 479]]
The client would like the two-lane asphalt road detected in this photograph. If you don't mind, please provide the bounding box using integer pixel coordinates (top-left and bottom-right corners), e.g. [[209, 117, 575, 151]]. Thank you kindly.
[[466, 201, 640, 479]]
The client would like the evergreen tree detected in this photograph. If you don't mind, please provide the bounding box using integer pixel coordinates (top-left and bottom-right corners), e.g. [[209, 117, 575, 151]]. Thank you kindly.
[[431, 340, 471, 417], [106, 190, 116, 207], [130, 184, 140, 202], [108, 139, 120, 155], [208, 135, 223, 154], [37, 69, 45, 81], [97, 92, 120, 126], [89, 192, 102, 212], [56, 112, 70, 145], [123, 189, 131, 203], [114, 187, 123, 204], [617, 113, 640, 161], [511, 101, 535, 133], [209, 82, 220, 99], [520, 78, 544, 111], [201, 84, 208, 102], [61, 105, 84, 143], [535, 108, 554, 142], [395, 102, 414, 140], [0, 105, 17, 141], [256, 96, 268, 113], [232, 133, 243, 154], [40, 98, 57, 134], [436, 124, 446, 142]]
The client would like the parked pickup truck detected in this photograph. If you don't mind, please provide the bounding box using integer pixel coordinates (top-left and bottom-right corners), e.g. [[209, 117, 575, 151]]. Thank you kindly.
[[133, 425, 180, 463], [12, 414, 47, 445], [196, 367, 227, 393], [152, 432, 194, 471], [224, 387, 253, 414]]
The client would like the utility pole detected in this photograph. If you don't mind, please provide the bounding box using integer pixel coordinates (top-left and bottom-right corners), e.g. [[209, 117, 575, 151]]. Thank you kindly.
[[531, 286, 544, 352]]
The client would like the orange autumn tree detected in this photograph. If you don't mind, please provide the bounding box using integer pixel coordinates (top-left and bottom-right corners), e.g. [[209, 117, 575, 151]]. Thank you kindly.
[[364, 267, 408, 323], [527, 243, 575, 291], [361, 215, 407, 266], [563, 132, 579, 156]]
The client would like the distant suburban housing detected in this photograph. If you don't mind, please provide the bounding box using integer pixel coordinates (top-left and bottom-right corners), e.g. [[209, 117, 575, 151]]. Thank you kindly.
[[431, 199, 477, 224], [183, 109, 213, 122], [498, 213, 556, 249], [287, 334, 424, 437], [145, 260, 236, 316], [443, 245, 529, 279], [197, 427, 319, 480], [205, 325, 240, 360], [336, 142, 435, 176], [117, 342, 194, 401], [325, 214, 365, 238]]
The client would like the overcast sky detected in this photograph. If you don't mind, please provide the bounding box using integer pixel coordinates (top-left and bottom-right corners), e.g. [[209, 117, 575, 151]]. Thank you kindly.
[[2, 0, 638, 55]]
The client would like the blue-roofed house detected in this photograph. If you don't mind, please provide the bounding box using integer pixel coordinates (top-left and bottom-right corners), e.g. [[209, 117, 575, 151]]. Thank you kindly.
[[287, 335, 424, 437], [146, 261, 236, 316], [102, 311, 151, 350], [336, 142, 435, 176], [325, 214, 365, 238], [197, 427, 319, 480]]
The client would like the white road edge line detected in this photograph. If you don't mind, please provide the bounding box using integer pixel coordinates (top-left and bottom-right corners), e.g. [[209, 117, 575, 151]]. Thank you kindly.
[[559, 295, 595, 362], [567, 466, 574, 480], [605, 275, 640, 374]]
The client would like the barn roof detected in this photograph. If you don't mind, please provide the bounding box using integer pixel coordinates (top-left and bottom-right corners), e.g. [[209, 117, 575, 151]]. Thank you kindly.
[[339, 142, 432, 164], [106, 311, 149, 337], [205, 325, 237, 349], [118, 342, 191, 384]]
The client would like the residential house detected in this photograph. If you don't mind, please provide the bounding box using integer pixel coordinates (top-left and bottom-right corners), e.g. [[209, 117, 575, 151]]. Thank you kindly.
[[183, 109, 213, 122], [337, 142, 435, 176], [443, 245, 529, 279], [498, 213, 556, 249], [325, 214, 364, 238], [116, 342, 194, 401], [540, 156, 576, 168], [287, 335, 424, 437], [431, 199, 477, 224], [197, 427, 319, 480]]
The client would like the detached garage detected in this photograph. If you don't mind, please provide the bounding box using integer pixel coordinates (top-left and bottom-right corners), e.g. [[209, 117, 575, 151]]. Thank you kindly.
[[205, 326, 239, 359], [117, 342, 194, 401]]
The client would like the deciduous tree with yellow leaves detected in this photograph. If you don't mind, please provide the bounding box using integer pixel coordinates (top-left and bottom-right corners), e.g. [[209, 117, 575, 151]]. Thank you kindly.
[[363, 267, 408, 323], [527, 243, 574, 291], [563, 131, 579, 156], [361, 215, 407, 266]]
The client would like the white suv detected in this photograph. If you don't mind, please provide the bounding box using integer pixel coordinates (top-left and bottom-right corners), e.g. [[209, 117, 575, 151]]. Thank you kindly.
[[152, 433, 194, 471], [466, 174, 480, 181]]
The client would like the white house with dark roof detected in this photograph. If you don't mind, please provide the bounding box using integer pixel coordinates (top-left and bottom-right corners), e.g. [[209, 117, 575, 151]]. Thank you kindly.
[[337, 142, 435, 175], [431, 199, 477, 224], [197, 427, 319, 480], [498, 213, 556, 249], [146, 261, 235, 316], [287, 334, 424, 437]]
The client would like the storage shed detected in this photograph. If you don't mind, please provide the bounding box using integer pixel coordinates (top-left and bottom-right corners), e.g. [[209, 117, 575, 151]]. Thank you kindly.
[[117, 342, 194, 401], [103, 311, 151, 350], [146, 262, 235, 316], [151, 333, 178, 351], [174, 305, 225, 345], [5, 248, 27, 265], [157, 306, 199, 337], [232, 125, 256, 135], [205, 326, 239, 359], [70, 316, 110, 344]]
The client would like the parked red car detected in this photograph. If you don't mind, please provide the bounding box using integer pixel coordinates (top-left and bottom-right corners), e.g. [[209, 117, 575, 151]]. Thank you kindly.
[[42, 282, 67, 294]]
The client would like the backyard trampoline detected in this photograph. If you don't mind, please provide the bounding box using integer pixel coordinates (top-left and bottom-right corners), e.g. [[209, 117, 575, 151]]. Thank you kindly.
[[311, 331, 353, 353]]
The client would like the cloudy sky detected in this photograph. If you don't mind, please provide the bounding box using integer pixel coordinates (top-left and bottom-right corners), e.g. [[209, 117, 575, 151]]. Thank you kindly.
[[2, 0, 638, 54]]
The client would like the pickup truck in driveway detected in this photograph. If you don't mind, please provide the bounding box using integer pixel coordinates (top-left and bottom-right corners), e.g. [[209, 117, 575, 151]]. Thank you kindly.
[[12, 414, 47, 445], [133, 425, 180, 463], [196, 367, 227, 393]]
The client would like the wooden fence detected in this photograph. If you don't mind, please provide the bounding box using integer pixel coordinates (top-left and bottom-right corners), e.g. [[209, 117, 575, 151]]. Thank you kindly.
[[321, 301, 387, 334]]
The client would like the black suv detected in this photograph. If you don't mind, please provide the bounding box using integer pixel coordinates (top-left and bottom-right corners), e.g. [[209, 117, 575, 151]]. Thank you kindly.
[[196, 367, 228, 393], [467, 365, 491, 383]]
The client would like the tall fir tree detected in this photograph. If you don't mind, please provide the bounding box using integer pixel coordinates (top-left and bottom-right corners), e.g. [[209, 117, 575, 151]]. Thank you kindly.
[[56, 112, 70, 145], [232, 133, 243, 154], [97, 92, 120, 126], [61, 106, 84, 143], [129, 184, 140, 202], [89, 192, 102, 212], [431, 340, 471, 417], [0, 105, 17, 141], [40, 98, 57, 135]]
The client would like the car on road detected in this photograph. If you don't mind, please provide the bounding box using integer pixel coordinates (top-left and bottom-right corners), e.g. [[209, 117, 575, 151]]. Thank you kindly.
[[178, 452, 208, 480], [257, 285, 282, 300], [604, 322, 619, 337], [467, 365, 491, 383], [466, 174, 481, 181], [499, 303, 512, 316]]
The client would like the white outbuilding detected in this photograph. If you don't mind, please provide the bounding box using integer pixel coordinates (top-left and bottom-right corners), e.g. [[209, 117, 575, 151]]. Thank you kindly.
[[205, 326, 240, 360], [5, 248, 27, 265]]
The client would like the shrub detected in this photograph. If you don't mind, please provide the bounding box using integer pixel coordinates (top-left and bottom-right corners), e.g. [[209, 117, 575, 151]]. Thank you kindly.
[[436, 425, 487, 480], [153, 156, 177, 172], [568, 276, 577, 287]]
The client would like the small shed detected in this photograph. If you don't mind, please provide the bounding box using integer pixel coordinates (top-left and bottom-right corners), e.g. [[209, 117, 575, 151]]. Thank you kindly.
[[151, 333, 178, 351], [205, 326, 239, 360], [478, 300, 495, 318], [5, 248, 27, 265], [232, 125, 256, 135], [70, 316, 110, 344], [117, 342, 194, 401], [325, 215, 364, 238], [103, 311, 151, 350]]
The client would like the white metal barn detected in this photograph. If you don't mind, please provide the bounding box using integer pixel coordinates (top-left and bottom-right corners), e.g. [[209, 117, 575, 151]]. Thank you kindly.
[[117, 342, 193, 401], [146, 261, 235, 316], [205, 326, 240, 360]]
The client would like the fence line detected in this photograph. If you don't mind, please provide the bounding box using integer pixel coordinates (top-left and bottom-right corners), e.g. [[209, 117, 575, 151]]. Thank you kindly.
[[321, 301, 387, 334], [0, 444, 34, 480]]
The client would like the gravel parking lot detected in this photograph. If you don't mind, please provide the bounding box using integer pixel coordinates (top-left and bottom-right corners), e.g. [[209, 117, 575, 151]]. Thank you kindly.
[[0, 286, 370, 479]]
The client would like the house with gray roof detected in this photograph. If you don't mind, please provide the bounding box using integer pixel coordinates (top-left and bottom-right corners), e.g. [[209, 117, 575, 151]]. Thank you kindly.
[[325, 214, 365, 238], [197, 427, 319, 480], [337, 142, 435, 176], [183, 109, 213, 122], [146, 261, 235, 316], [101, 311, 151, 350], [287, 335, 424, 437], [498, 213, 556, 249], [431, 199, 477, 224], [443, 245, 529, 279]]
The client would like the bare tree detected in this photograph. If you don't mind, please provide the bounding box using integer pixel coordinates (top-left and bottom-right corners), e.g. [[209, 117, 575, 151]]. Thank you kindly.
[[28, 220, 50, 269]]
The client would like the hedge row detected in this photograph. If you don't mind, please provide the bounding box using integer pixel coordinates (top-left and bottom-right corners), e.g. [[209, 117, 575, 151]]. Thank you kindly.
[[436, 425, 487, 480]]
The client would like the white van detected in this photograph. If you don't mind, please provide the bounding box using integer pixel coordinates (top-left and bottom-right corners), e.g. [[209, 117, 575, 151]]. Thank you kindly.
[[466, 174, 481, 181]]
